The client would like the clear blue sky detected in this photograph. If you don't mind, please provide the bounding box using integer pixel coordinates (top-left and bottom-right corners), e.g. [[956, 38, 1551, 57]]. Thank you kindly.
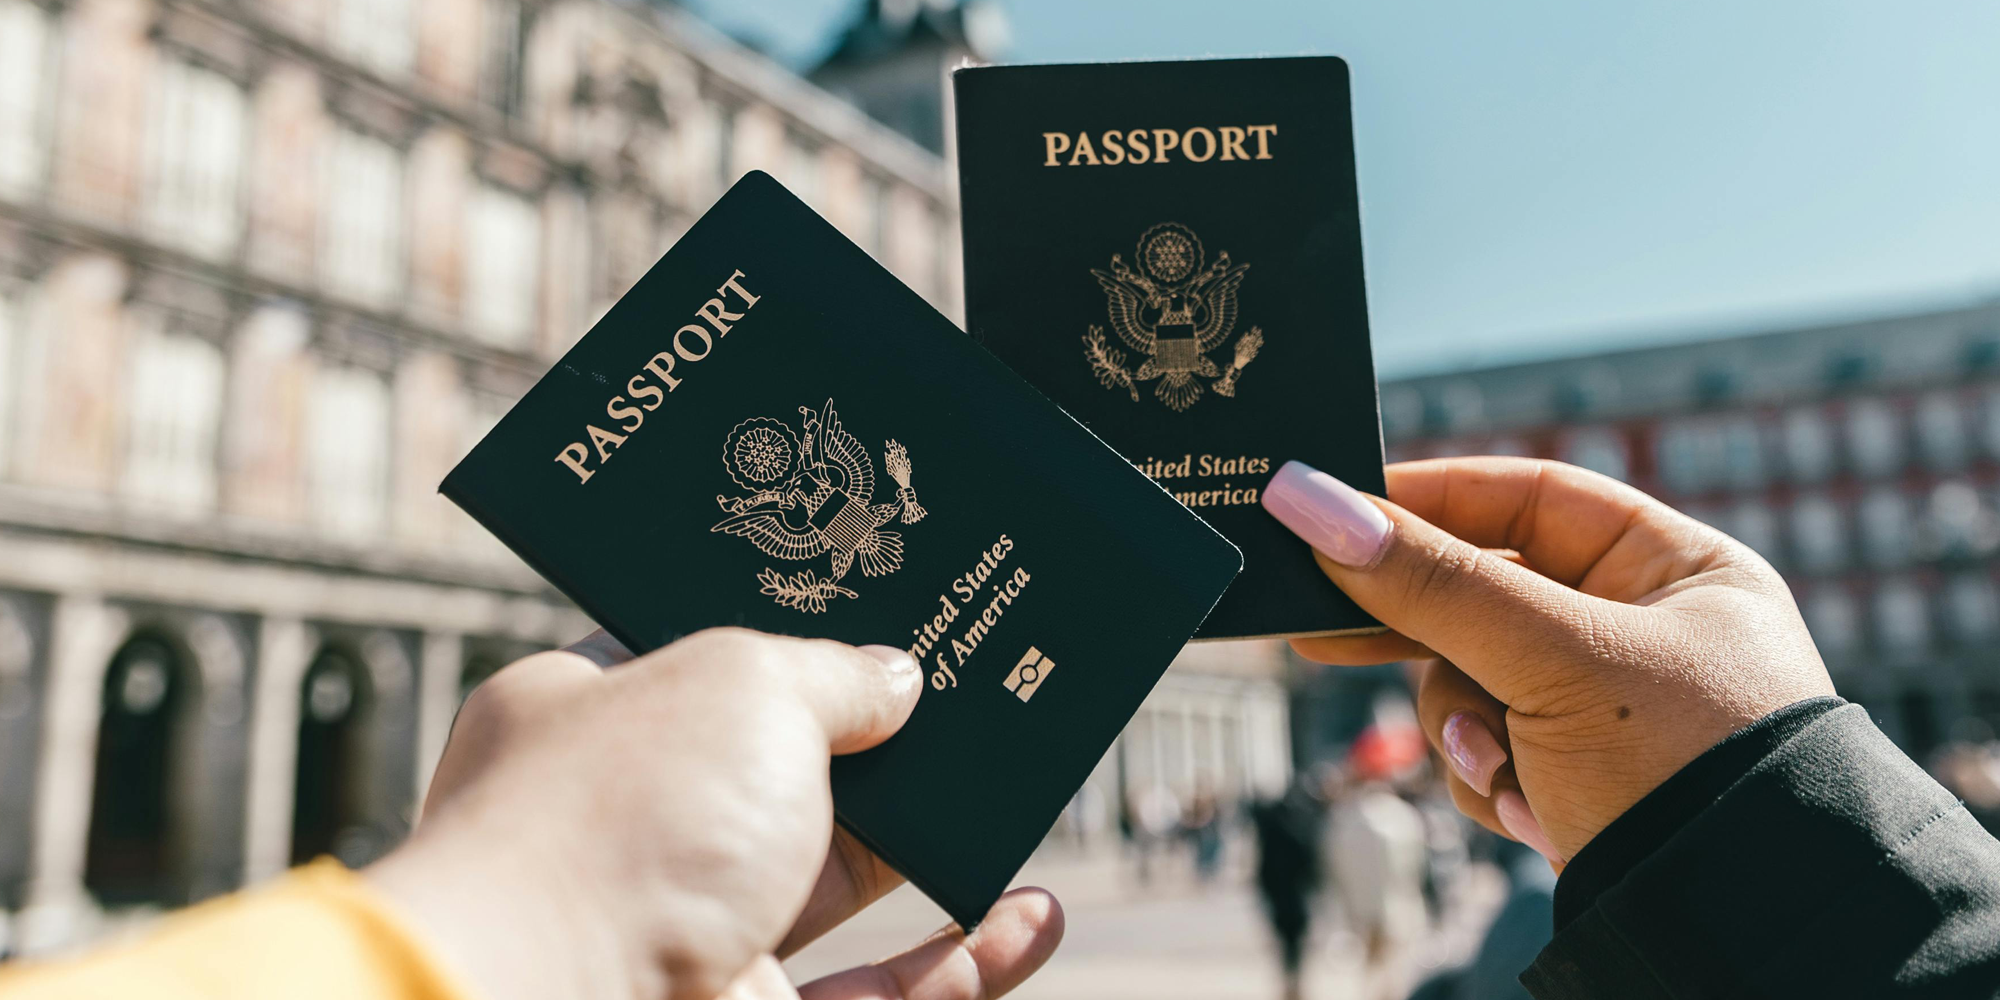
[[688, 0, 2000, 377]]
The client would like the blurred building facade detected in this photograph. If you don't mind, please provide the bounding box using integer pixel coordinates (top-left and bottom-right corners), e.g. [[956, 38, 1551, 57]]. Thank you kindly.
[[0, 0, 962, 953], [1382, 297, 2000, 760], [809, 0, 1009, 155], [1049, 642, 1293, 849]]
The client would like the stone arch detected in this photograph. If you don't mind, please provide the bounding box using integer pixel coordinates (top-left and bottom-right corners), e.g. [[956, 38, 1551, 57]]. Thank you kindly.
[[288, 628, 418, 867], [81, 608, 252, 908], [288, 642, 373, 867], [81, 627, 200, 906]]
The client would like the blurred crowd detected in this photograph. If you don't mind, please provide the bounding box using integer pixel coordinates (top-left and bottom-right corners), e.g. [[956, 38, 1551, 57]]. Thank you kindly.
[[1101, 683, 2000, 1000], [1104, 685, 1546, 1000]]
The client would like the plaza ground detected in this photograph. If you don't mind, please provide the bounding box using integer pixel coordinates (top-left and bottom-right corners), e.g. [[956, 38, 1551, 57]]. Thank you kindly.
[[785, 846, 1506, 1000]]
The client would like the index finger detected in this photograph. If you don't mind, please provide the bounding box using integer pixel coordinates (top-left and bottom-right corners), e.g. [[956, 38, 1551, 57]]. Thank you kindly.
[[796, 887, 1065, 1000], [1384, 457, 1687, 592], [776, 828, 905, 958]]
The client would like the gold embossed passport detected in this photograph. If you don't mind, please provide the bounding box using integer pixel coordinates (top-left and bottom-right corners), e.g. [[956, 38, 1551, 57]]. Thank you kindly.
[[954, 56, 1386, 640], [440, 172, 1241, 928]]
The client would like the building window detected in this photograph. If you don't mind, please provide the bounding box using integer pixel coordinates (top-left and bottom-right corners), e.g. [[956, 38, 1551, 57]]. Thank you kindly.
[[860, 174, 889, 254], [1561, 427, 1628, 482], [781, 130, 821, 208], [714, 104, 737, 190], [1946, 572, 2000, 645], [1780, 406, 1835, 484], [1658, 416, 1764, 493], [121, 322, 225, 510], [1858, 487, 1912, 569], [1845, 399, 1903, 478], [1916, 392, 1968, 471], [1790, 494, 1847, 572], [143, 59, 248, 259], [0, 0, 53, 197], [592, 190, 655, 308], [1927, 481, 1992, 560], [1872, 578, 1930, 654], [1656, 421, 1701, 494], [1722, 417, 1765, 489], [1655, 420, 1712, 495], [477, 0, 525, 117], [307, 366, 392, 539], [464, 185, 540, 350], [1802, 587, 1859, 655], [1431, 382, 1486, 437], [1981, 387, 2000, 460], [320, 128, 405, 307], [332, 0, 415, 76], [1725, 501, 1780, 563]]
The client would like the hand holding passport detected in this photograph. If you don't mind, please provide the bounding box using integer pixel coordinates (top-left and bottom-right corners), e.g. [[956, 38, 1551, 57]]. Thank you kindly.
[[378, 625, 1064, 1000], [443, 56, 1384, 931]]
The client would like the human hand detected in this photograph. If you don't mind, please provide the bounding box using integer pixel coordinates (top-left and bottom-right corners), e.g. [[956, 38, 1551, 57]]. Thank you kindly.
[[1262, 457, 1835, 864], [366, 627, 1064, 1000]]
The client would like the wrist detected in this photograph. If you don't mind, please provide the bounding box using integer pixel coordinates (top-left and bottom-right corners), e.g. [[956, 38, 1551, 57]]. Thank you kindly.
[[366, 809, 642, 1000]]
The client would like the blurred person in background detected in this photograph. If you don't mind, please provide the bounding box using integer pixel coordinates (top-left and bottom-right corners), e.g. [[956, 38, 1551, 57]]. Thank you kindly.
[[1250, 772, 1326, 1000], [0, 630, 1064, 1000], [1411, 769, 1472, 933], [1325, 723, 1429, 1000], [1179, 783, 1226, 883], [1407, 839, 1553, 1000], [1264, 455, 2000, 995], [1124, 783, 1182, 886]]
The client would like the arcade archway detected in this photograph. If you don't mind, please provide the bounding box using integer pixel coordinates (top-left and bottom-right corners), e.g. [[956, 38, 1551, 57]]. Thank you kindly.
[[83, 634, 194, 905], [289, 647, 373, 866]]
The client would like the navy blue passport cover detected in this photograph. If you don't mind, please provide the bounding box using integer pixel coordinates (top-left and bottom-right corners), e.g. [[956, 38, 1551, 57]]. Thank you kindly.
[[440, 172, 1241, 928], [954, 56, 1386, 640]]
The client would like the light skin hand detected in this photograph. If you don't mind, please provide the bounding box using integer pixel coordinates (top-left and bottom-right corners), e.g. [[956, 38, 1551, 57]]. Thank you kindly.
[[1263, 456, 1836, 863], [366, 627, 1064, 1000]]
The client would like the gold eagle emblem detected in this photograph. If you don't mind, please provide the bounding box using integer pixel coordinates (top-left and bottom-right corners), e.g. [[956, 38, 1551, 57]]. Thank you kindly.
[[1084, 223, 1264, 411], [711, 399, 926, 613]]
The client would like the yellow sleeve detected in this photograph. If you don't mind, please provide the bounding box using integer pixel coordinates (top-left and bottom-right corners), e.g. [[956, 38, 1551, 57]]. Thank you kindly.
[[0, 859, 481, 1000]]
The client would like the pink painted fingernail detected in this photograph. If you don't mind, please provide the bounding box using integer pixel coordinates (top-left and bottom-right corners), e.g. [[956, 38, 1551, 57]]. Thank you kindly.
[[1495, 790, 1561, 865], [1442, 711, 1507, 797], [1261, 461, 1392, 568]]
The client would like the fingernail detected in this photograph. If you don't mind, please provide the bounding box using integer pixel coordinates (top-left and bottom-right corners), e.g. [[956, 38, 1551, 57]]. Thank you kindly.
[[859, 644, 918, 674], [860, 645, 921, 701], [1261, 460, 1392, 568], [1495, 790, 1562, 865], [1442, 711, 1507, 797]]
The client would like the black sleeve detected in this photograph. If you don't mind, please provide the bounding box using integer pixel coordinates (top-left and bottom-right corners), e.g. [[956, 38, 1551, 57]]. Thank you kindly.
[[1522, 698, 2000, 999]]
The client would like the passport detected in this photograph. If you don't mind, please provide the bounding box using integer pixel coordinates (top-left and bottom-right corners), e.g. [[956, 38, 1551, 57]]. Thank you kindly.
[[954, 56, 1386, 640], [440, 172, 1241, 928]]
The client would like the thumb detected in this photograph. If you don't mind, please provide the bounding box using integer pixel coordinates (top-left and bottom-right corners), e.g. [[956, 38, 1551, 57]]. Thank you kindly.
[[746, 633, 925, 755], [1263, 461, 1607, 703], [812, 642, 925, 755]]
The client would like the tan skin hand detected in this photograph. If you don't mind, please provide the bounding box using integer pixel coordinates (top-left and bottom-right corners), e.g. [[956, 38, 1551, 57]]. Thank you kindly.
[[1289, 458, 1835, 862], [366, 627, 1064, 1000]]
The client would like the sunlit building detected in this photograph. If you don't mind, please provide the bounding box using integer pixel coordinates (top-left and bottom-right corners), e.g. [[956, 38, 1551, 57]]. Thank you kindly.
[[1383, 296, 2000, 759], [810, 0, 1009, 155], [0, 0, 959, 953]]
